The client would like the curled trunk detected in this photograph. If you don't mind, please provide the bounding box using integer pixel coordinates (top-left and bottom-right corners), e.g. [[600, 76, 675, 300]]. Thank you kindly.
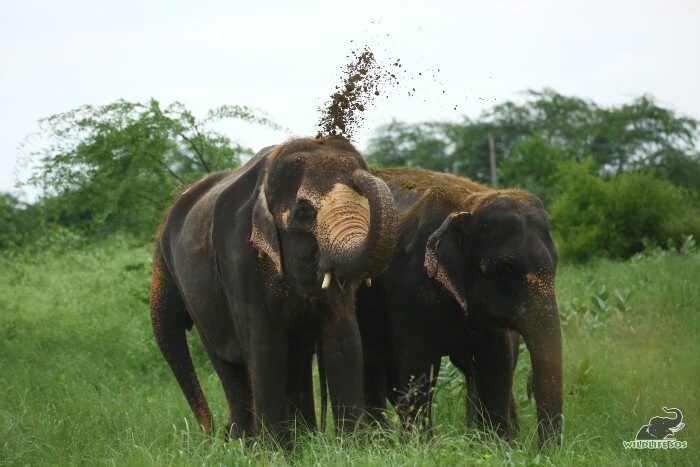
[[663, 407, 682, 423], [316, 169, 398, 282]]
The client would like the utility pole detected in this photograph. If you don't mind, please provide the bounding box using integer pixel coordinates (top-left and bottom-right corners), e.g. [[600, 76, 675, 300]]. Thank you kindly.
[[488, 131, 497, 187]]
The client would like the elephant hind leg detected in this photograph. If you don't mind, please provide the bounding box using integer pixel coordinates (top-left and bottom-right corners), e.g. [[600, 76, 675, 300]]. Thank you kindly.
[[207, 356, 253, 438], [150, 248, 213, 433]]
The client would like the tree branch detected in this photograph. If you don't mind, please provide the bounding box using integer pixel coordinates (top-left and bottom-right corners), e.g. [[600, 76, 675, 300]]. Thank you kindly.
[[143, 151, 186, 184], [180, 127, 211, 173], [134, 191, 164, 208], [193, 124, 210, 171]]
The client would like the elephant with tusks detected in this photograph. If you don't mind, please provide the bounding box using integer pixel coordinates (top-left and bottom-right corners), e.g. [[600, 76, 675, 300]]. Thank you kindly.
[[636, 407, 685, 440]]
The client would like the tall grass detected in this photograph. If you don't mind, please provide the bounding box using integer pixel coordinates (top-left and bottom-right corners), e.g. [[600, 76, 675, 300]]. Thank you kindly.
[[1, 237, 697, 465]]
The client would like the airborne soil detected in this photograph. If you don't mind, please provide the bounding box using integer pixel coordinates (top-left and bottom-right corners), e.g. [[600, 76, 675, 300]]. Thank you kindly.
[[316, 47, 401, 140]]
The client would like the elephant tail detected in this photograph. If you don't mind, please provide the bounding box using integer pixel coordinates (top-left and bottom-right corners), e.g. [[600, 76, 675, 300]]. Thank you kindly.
[[150, 246, 213, 433], [317, 340, 328, 433]]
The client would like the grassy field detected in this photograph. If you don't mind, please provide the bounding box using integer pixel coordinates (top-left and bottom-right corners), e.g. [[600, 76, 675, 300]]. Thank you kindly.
[[1, 237, 698, 465]]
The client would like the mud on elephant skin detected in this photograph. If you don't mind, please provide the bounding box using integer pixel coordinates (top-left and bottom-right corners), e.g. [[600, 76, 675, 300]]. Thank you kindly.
[[149, 136, 397, 446], [357, 167, 562, 448]]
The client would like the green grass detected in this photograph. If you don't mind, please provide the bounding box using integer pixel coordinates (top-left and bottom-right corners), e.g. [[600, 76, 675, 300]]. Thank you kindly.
[[1, 237, 698, 465]]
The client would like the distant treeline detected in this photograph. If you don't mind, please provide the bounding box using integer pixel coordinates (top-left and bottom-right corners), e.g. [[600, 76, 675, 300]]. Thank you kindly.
[[366, 89, 700, 260], [2, 89, 699, 261]]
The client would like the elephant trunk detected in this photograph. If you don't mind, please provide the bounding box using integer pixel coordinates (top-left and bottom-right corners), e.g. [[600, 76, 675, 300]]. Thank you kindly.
[[316, 169, 398, 283], [320, 285, 366, 432], [519, 295, 563, 448], [663, 407, 683, 424]]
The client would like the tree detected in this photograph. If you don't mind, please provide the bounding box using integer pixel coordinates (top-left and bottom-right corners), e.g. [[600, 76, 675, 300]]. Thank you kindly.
[[366, 89, 700, 192], [0, 193, 44, 249], [499, 133, 568, 203], [365, 120, 453, 171], [550, 161, 687, 260], [21, 99, 282, 236]]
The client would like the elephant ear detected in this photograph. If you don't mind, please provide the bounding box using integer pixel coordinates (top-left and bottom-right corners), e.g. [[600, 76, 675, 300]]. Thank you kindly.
[[249, 149, 283, 275], [424, 211, 472, 313]]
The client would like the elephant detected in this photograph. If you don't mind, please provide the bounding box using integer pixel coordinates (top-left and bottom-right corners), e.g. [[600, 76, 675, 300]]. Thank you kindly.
[[356, 167, 562, 447], [149, 136, 398, 446], [636, 407, 685, 440]]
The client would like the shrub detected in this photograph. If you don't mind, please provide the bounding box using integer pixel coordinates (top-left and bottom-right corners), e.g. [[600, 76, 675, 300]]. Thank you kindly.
[[0, 193, 45, 250], [499, 132, 568, 204], [550, 161, 688, 261]]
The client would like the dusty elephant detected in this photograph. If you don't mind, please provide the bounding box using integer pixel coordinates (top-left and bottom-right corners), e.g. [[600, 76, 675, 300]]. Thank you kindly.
[[356, 167, 562, 447], [149, 136, 397, 446]]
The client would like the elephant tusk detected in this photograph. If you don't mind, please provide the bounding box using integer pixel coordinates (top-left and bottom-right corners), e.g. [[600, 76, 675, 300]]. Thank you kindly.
[[321, 272, 332, 290], [365, 278, 372, 287]]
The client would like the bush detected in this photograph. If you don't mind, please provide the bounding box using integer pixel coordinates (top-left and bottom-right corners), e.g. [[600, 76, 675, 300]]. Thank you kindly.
[[499, 133, 569, 204], [0, 193, 45, 250], [550, 161, 689, 261]]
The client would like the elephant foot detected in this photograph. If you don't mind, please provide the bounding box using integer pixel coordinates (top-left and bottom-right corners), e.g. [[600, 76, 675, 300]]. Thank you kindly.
[[223, 420, 252, 440], [364, 408, 390, 428]]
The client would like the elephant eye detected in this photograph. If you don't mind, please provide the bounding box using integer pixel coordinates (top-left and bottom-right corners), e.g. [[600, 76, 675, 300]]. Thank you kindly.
[[293, 200, 316, 223]]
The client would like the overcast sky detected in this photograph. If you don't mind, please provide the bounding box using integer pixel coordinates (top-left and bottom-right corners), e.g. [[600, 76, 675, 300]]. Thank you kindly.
[[2, 0, 699, 199]]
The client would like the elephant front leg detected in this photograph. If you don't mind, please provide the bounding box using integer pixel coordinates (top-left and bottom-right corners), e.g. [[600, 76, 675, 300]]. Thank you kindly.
[[468, 328, 518, 440], [249, 321, 290, 445], [363, 359, 388, 426], [286, 349, 317, 431]]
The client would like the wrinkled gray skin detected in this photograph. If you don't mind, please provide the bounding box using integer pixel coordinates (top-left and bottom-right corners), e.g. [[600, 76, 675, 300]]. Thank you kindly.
[[149, 136, 397, 447], [636, 407, 685, 440]]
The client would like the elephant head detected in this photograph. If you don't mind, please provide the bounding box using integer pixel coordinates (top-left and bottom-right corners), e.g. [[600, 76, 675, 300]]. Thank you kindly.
[[250, 136, 398, 430], [251, 136, 397, 296], [425, 191, 562, 447], [636, 407, 685, 440]]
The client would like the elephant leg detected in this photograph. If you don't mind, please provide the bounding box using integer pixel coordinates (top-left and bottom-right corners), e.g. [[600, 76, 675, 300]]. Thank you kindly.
[[395, 357, 441, 433], [249, 320, 290, 445], [508, 330, 520, 434], [450, 348, 482, 430], [363, 359, 388, 426], [449, 351, 480, 428], [470, 328, 518, 440], [357, 291, 390, 427], [207, 355, 253, 438], [385, 359, 401, 409], [286, 349, 317, 431], [150, 250, 213, 433]]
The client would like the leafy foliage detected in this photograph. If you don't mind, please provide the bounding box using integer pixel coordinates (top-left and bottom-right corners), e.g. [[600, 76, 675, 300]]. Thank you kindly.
[[550, 162, 687, 261], [20, 99, 279, 237], [0, 193, 44, 249], [366, 89, 700, 260], [499, 133, 568, 203], [367, 88, 700, 193]]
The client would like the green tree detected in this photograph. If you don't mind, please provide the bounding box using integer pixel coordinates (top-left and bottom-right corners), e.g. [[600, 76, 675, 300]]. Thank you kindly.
[[550, 161, 687, 261], [366, 89, 700, 192], [499, 133, 568, 203], [22, 99, 281, 237], [0, 193, 44, 249], [365, 120, 453, 171]]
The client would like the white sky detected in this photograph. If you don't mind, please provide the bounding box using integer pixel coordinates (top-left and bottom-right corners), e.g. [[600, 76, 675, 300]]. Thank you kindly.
[[2, 0, 699, 199]]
